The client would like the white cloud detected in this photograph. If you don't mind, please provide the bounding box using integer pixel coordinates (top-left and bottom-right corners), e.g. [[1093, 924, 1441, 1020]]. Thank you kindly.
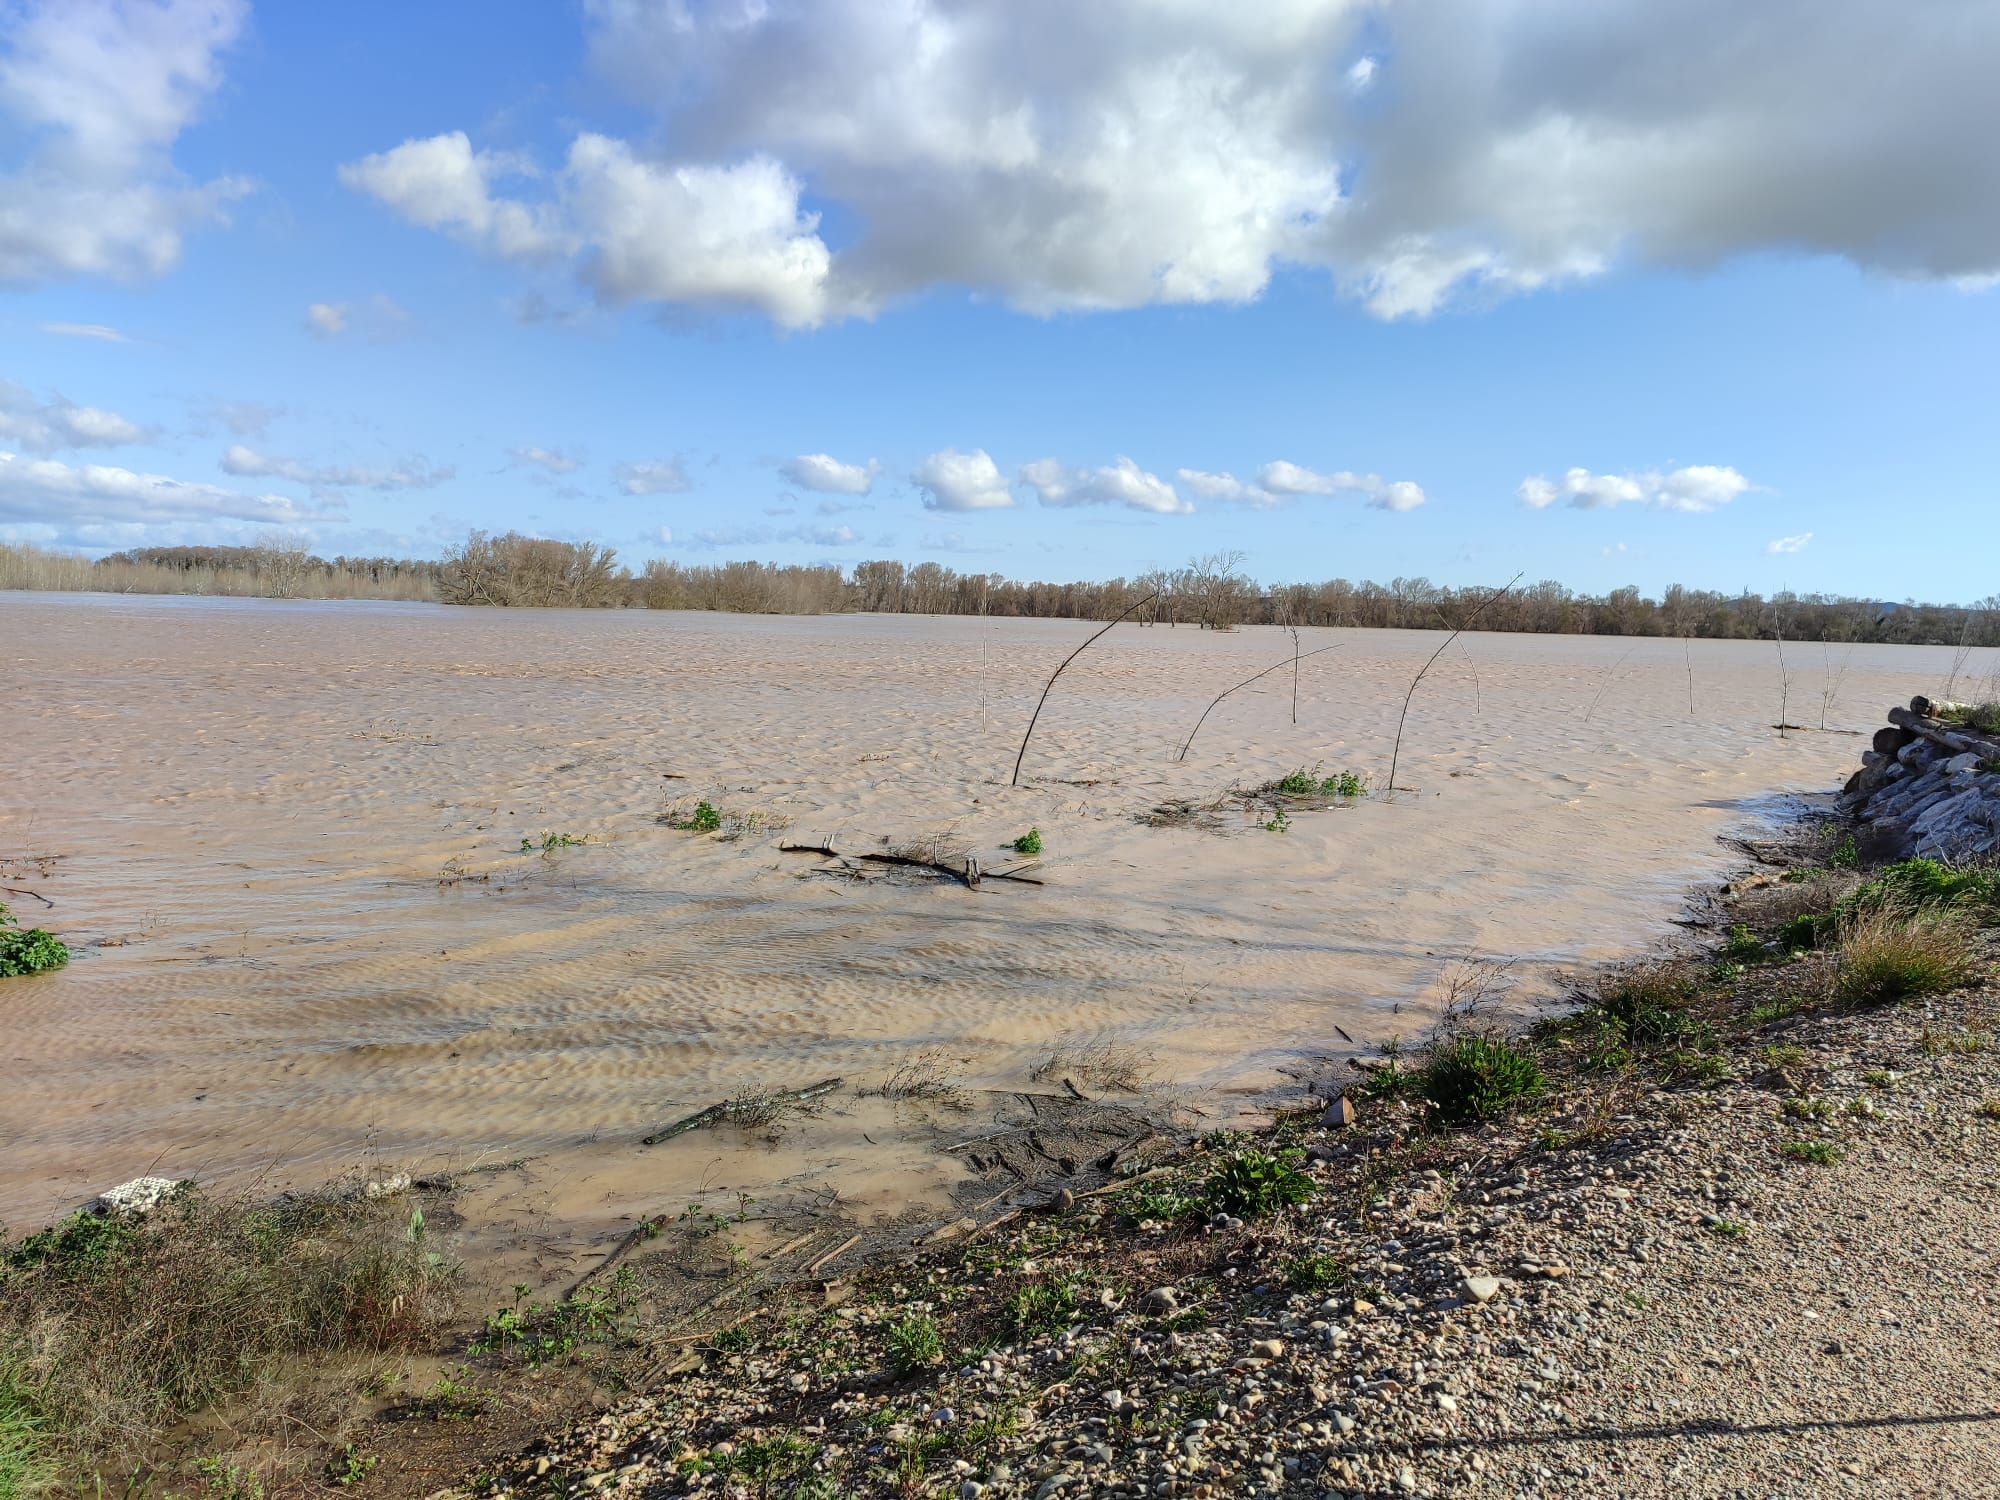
[[1177, 469, 1279, 509], [1021, 456, 1190, 515], [200, 398, 282, 436], [0, 450, 319, 530], [0, 379, 150, 452], [0, 0, 253, 287], [342, 131, 834, 328], [509, 445, 582, 475], [680, 522, 861, 550], [1767, 532, 1813, 555], [342, 3, 2000, 327], [1519, 465, 1753, 513], [42, 321, 127, 342], [336, 131, 572, 261], [219, 444, 453, 492], [1257, 461, 1427, 511], [614, 459, 692, 495], [306, 302, 346, 337], [911, 448, 1014, 512], [780, 453, 876, 494]]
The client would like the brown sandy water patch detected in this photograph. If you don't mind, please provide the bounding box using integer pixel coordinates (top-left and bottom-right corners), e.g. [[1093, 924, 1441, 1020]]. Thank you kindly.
[[0, 594, 1962, 1295]]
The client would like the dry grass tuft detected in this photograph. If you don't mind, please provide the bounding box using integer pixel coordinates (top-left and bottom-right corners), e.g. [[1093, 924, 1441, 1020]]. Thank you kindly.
[[1735, 870, 1863, 932], [1835, 907, 1977, 1007], [1031, 1036, 1155, 1094], [873, 1049, 972, 1110]]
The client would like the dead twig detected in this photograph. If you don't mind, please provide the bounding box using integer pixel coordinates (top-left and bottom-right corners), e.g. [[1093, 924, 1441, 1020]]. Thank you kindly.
[[1386, 573, 1523, 790], [1011, 590, 1160, 786]]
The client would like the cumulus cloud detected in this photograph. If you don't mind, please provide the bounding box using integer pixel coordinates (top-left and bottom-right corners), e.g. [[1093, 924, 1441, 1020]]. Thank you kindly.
[[911, 448, 1014, 512], [1767, 532, 1813, 555], [342, 130, 832, 327], [306, 302, 346, 336], [780, 453, 876, 494], [614, 459, 692, 495], [0, 379, 150, 452], [509, 445, 582, 475], [0, 450, 318, 530], [219, 444, 453, 492], [42, 321, 127, 342], [0, 0, 253, 287], [1020, 456, 1190, 515], [1519, 465, 1753, 513], [1257, 461, 1427, 512], [341, 2, 2000, 328]]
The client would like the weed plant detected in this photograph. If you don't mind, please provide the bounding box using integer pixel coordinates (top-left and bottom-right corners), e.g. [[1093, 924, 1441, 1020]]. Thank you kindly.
[[1202, 1147, 1315, 1218], [1834, 908, 1975, 1006], [885, 1313, 943, 1374], [1269, 765, 1368, 798], [1010, 828, 1043, 856], [1421, 1033, 1546, 1125]]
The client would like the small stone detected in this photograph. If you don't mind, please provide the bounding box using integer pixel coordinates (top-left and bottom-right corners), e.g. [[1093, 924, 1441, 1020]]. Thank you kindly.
[[1458, 1276, 1502, 1304], [1334, 1413, 1356, 1434], [1140, 1286, 1180, 1315], [1251, 1339, 1284, 1360], [1398, 1467, 1419, 1492], [1351, 1298, 1376, 1317], [363, 1173, 411, 1200], [1436, 1393, 1459, 1413], [1055, 1188, 1076, 1211], [959, 1484, 985, 1500], [1321, 1095, 1357, 1129], [92, 1176, 186, 1218]]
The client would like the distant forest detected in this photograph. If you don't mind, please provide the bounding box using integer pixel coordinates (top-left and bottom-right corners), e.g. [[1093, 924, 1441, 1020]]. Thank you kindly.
[[5, 533, 1997, 647]]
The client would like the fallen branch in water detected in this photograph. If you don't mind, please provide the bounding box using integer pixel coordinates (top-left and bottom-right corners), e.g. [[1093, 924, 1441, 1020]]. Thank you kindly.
[[641, 1077, 844, 1145]]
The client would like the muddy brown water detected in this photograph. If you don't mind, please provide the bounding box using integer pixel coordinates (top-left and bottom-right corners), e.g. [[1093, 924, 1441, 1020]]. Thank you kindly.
[[1, 594, 1967, 1290]]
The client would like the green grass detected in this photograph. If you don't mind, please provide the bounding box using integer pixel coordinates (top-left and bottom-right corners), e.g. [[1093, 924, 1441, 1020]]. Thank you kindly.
[[1007, 1278, 1082, 1338], [1010, 828, 1042, 856], [885, 1312, 943, 1374], [1284, 1254, 1348, 1294], [1747, 993, 1815, 1026], [1938, 701, 2000, 735], [1722, 924, 1771, 965], [1422, 1032, 1545, 1126], [1835, 910, 1975, 1006], [1781, 1096, 1833, 1121], [1845, 858, 1999, 919], [1591, 966, 1698, 1044], [1781, 1140, 1843, 1165], [0, 1371, 49, 1500], [0, 903, 67, 980]]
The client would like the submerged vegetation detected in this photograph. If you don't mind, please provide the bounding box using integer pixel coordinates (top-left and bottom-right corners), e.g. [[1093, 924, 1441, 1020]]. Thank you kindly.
[[0, 902, 67, 978]]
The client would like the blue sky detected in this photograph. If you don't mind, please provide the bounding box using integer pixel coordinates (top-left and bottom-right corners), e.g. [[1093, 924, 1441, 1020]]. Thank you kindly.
[[3, 0, 1997, 600]]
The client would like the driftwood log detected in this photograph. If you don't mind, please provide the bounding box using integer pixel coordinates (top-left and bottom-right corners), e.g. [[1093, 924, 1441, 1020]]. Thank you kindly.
[[641, 1077, 844, 1146]]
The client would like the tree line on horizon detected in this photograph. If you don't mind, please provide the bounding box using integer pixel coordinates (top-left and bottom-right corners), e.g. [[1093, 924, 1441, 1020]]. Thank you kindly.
[[4, 532, 1997, 648]]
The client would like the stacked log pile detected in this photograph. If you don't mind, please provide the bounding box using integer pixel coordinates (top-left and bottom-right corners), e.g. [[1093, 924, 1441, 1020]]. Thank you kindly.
[[1838, 696, 2000, 859]]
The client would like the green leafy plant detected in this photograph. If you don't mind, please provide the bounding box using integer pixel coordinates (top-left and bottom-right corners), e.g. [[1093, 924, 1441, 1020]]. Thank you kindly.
[[1010, 828, 1043, 856], [1421, 1032, 1545, 1125], [1203, 1147, 1315, 1218], [0, 902, 68, 979], [1781, 1140, 1842, 1165], [328, 1445, 378, 1489], [1270, 766, 1369, 799], [1261, 810, 1291, 834], [711, 1325, 755, 1356], [194, 1457, 264, 1500], [684, 801, 724, 833], [884, 1312, 944, 1374], [411, 1373, 491, 1421], [1829, 833, 1859, 870], [1722, 924, 1770, 964], [469, 1273, 632, 1369]]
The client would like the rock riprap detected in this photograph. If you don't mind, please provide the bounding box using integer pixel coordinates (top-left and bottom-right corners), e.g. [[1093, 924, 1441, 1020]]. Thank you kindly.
[[1838, 696, 2000, 859]]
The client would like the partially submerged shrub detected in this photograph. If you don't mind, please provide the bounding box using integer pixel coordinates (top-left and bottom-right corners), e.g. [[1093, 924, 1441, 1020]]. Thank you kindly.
[[0, 902, 67, 979], [1010, 828, 1043, 856], [1422, 1032, 1545, 1125], [1835, 908, 1975, 1006], [1268, 765, 1369, 799]]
